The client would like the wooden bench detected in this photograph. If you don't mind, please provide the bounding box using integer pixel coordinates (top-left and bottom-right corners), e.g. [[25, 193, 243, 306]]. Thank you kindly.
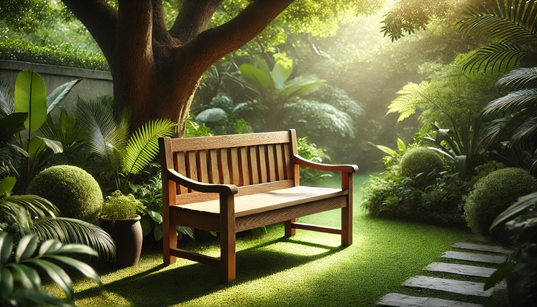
[[158, 129, 358, 282]]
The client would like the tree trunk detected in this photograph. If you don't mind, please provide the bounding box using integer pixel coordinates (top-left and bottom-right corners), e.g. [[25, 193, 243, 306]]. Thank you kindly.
[[61, 0, 295, 135]]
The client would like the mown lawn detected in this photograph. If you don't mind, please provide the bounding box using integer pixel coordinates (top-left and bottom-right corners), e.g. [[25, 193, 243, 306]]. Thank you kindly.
[[49, 175, 507, 306]]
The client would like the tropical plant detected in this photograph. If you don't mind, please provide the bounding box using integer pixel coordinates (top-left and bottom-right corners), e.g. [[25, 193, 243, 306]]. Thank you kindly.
[[0, 176, 115, 261], [0, 70, 81, 190], [101, 191, 146, 223], [459, 0, 537, 73], [296, 137, 333, 185], [371, 138, 408, 169], [195, 94, 253, 135], [486, 192, 537, 306], [75, 97, 177, 193], [0, 231, 102, 307]]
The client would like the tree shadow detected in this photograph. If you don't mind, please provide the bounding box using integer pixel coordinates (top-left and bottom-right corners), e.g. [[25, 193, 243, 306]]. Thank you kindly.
[[75, 236, 346, 306]]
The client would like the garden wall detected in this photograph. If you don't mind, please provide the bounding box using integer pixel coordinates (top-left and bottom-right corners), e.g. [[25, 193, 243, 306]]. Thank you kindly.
[[0, 60, 112, 114]]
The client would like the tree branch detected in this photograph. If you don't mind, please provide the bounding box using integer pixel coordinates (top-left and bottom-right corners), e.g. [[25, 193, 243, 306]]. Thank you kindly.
[[185, 0, 294, 70], [61, 0, 117, 67], [169, 0, 223, 44]]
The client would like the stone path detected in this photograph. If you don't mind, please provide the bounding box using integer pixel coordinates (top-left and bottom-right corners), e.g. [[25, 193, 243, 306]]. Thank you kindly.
[[376, 242, 509, 306]]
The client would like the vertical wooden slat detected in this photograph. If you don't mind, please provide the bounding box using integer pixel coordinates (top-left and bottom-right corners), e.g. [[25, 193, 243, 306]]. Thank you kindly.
[[341, 173, 353, 245], [209, 149, 220, 184], [283, 143, 292, 180], [230, 148, 240, 185], [257, 145, 268, 183], [239, 147, 249, 186], [248, 146, 259, 184], [266, 144, 276, 182], [290, 130, 300, 186], [198, 150, 209, 183], [275, 144, 285, 181], [174, 152, 188, 194], [187, 151, 198, 181], [219, 148, 230, 184]]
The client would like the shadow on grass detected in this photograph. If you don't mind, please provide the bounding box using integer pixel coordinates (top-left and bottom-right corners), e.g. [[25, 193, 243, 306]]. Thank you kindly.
[[75, 236, 345, 306]]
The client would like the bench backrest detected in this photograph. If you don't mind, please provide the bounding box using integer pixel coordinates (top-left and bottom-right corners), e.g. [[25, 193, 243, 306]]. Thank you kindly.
[[159, 130, 300, 205]]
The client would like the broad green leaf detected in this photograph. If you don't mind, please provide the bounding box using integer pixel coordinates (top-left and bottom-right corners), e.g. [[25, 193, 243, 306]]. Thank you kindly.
[[239, 64, 275, 91], [254, 58, 272, 79], [427, 146, 455, 160], [56, 244, 98, 256], [280, 80, 325, 97], [154, 224, 163, 241], [0, 112, 28, 143], [484, 263, 515, 290], [195, 108, 228, 123], [45, 255, 102, 286], [34, 136, 63, 154], [14, 70, 47, 132], [454, 155, 468, 180], [38, 240, 61, 256], [0, 268, 14, 298], [396, 138, 406, 153], [31, 259, 74, 301], [20, 235, 38, 260], [272, 62, 293, 90], [375, 145, 397, 156], [10, 264, 33, 289], [15, 235, 37, 262], [46, 79, 82, 114], [0, 177, 16, 196], [0, 233, 13, 265], [490, 192, 537, 230], [19, 264, 41, 291], [147, 209, 163, 223]]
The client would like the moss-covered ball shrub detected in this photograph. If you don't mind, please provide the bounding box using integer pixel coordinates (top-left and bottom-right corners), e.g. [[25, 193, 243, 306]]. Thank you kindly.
[[464, 167, 537, 242], [400, 147, 444, 186], [27, 165, 103, 223]]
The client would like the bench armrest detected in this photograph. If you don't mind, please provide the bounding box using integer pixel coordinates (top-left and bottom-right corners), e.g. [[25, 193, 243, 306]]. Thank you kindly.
[[293, 155, 358, 173], [166, 169, 239, 195]]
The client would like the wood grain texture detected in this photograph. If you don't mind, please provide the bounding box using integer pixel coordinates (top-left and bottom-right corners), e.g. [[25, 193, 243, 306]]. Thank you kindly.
[[275, 144, 285, 181], [219, 148, 230, 184], [248, 146, 259, 184], [230, 148, 240, 185], [239, 147, 250, 186], [198, 150, 209, 183], [267, 144, 276, 182], [257, 145, 268, 183], [209, 149, 220, 184], [175, 152, 188, 194], [170, 131, 290, 152]]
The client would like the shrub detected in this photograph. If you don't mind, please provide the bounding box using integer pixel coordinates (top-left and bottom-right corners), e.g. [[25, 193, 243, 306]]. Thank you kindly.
[[27, 165, 103, 223], [400, 147, 444, 186], [101, 190, 146, 223], [464, 168, 537, 242]]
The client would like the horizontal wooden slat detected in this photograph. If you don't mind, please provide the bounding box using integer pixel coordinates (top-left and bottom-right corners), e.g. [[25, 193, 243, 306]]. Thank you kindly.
[[170, 131, 291, 152], [289, 222, 342, 234], [177, 186, 347, 217], [235, 196, 347, 232], [170, 207, 220, 231]]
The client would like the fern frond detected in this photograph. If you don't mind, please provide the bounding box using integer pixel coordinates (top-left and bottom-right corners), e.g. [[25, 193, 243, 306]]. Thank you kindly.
[[387, 83, 425, 122], [123, 119, 177, 175]]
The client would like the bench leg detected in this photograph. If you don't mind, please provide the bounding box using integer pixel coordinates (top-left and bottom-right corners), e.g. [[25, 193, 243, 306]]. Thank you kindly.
[[220, 194, 236, 282], [163, 223, 177, 265], [341, 173, 353, 245], [285, 219, 296, 237]]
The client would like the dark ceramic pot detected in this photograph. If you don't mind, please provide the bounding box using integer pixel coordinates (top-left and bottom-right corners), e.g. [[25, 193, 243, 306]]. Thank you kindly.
[[100, 215, 143, 267]]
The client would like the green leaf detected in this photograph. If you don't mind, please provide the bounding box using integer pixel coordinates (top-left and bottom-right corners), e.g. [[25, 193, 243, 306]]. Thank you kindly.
[[0, 112, 28, 143], [18, 264, 41, 291], [46, 79, 82, 114], [239, 64, 275, 91], [272, 62, 293, 90], [147, 210, 163, 224], [376, 145, 397, 156], [0, 268, 14, 298], [396, 138, 406, 154], [37, 240, 61, 257], [0, 177, 16, 197], [33, 136, 63, 154], [31, 259, 74, 301], [0, 232, 13, 265], [10, 264, 33, 289], [15, 235, 37, 262], [154, 223, 163, 241], [13, 70, 47, 132], [195, 108, 228, 123], [484, 263, 515, 290], [56, 244, 98, 257], [45, 255, 102, 286], [280, 80, 325, 97], [490, 192, 537, 230]]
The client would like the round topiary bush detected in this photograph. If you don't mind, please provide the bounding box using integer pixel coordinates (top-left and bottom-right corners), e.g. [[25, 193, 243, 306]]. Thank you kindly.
[[27, 165, 103, 224], [464, 167, 537, 242], [399, 147, 444, 186]]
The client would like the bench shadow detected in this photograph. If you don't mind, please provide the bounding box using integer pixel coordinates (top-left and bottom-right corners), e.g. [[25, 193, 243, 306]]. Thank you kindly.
[[75, 237, 346, 306]]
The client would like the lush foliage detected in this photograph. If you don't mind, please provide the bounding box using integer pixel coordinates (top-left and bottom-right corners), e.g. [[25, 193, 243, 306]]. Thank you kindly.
[[0, 231, 102, 307], [0, 176, 115, 262], [27, 165, 103, 224], [399, 147, 444, 186], [464, 167, 537, 242], [101, 191, 146, 223], [487, 192, 537, 306], [0, 39, 109, 70], [297, 137, 332, 185]]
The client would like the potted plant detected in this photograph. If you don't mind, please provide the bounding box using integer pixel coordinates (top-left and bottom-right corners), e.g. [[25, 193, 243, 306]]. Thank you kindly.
[[100, 190, 146, 267]]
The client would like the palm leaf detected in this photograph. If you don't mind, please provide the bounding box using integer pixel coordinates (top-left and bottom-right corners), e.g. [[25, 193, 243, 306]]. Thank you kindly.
[[31, 217, 116, 262], [490, 191, 537, 230], [483, 89, 537, 116], [75, 98, 124, 173], [0, 194, 59, 219], [463, 43, 527, 72], [0, 79, 15, 117], [123, 119, 177, 175], [496, 67, 537, 90]]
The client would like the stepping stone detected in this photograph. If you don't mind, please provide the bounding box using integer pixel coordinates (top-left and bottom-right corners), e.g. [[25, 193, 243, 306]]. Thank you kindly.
[[377, 293, 483, 307], [427, 262, 497, 278], [453, 242, 510, 254], [442, 251, 506, 264], [403, 276, 493, 297]]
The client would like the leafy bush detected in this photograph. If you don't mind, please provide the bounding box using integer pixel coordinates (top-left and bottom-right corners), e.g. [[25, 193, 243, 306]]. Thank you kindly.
[[464, 168, 537, 242], [101, 190, 146, 223], [0, 39, 109, 70], [400, 147, 444, 186], [27, 165, 103, 224], [297, 137, 332, 185]]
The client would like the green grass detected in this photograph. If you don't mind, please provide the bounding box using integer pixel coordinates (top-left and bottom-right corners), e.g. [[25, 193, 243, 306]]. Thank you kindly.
[[50, 175, 508, 306]]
